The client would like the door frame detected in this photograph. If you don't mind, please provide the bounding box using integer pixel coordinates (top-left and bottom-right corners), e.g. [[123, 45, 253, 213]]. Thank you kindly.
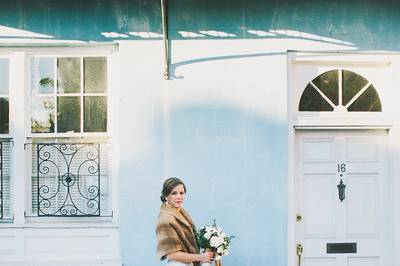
[[286, 51, 397, 266]]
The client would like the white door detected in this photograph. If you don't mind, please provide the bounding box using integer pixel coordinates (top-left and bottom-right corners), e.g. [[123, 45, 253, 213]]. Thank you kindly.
[[295, 130, 389, 266]]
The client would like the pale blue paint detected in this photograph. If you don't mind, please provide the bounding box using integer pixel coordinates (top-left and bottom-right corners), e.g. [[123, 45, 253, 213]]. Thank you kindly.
[[119, 104, 287, 266], [1, 1, 400, 266]]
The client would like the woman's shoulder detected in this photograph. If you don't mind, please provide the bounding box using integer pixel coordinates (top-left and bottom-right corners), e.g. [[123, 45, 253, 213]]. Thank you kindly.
[[157, 204, 194, 227], [157, 207, 176, 225], [156, 211, 179, 235]]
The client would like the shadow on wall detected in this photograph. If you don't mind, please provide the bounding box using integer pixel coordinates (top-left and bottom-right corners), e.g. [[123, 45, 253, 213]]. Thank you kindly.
[[0, 0, 400, 50], [119, 104, 287, 266]]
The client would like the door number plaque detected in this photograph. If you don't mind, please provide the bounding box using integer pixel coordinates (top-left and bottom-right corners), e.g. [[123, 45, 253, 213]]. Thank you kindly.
[[337, 163, 346, 202]]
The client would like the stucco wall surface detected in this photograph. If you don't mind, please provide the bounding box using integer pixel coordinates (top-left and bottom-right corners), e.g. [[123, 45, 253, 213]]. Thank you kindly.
[[0, 1, 400, 266]]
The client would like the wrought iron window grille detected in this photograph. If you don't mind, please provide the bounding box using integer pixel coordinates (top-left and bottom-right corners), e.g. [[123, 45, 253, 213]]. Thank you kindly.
[[31, 142, 106, 217]]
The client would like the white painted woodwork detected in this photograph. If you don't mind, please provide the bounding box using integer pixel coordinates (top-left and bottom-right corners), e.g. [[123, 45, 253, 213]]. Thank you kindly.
[[347, 257, 379, 266], [0, 46, 121, 266], [295, 130, 389, 266], [10, 52, 27, 225], [0, 227, 120, 265], [288, 52, 396, 128], [303, 257, 336, 266]]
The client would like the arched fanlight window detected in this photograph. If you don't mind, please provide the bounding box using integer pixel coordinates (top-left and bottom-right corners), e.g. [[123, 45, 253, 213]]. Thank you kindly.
[[299, 70, 382, 112]]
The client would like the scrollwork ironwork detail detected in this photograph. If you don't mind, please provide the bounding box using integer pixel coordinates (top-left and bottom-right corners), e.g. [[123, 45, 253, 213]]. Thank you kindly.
[[37, 143, 101, 216]]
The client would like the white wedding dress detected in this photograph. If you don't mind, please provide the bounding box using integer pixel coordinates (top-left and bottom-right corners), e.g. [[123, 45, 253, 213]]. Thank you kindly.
[[166, 260, 193, 266], [166, 260, 210, 266]]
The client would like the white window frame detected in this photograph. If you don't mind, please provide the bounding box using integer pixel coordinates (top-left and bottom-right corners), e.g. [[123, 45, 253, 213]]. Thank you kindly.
[[0, 55, 11, 138], [0, 55, 13, 223], [0, 44, 120, 227], [288, 51, 394, 128], [28, 54, 110, 138]]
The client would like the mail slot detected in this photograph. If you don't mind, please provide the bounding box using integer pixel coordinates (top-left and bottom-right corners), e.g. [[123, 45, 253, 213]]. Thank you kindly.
[[327, 243, 357, 253]]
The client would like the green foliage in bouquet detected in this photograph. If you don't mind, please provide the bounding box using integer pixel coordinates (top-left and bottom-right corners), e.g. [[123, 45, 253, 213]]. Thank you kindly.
[[196, 219, 234, 259]]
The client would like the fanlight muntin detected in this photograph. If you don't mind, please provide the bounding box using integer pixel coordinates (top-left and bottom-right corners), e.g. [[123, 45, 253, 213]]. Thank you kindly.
[[298, 69, 382, 114]]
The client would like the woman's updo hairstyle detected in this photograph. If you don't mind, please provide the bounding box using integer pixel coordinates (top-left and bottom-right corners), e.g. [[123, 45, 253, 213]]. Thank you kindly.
[[160, 177, 186, 202]]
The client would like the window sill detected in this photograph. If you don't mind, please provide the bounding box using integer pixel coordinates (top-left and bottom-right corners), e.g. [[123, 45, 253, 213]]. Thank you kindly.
[[0, 218, 14, 224], [0, 216, 119, 228], [27, 133, 112, 139], [0, 223, 119, 229]]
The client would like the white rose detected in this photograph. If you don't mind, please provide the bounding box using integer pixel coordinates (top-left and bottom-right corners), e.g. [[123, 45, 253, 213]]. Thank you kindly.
[[210, 236, 224, 248], [205, 226, 212, 233], [204, 232, 212, 240], [222, 249, 229, 256], [217, 246, 224, 254]]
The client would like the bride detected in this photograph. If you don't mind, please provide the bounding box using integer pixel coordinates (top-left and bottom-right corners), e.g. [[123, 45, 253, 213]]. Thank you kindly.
[[156, 177, 214, 266]]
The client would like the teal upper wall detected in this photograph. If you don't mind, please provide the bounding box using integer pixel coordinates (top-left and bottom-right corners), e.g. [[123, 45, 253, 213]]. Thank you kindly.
[[1, 0, 400, 50]]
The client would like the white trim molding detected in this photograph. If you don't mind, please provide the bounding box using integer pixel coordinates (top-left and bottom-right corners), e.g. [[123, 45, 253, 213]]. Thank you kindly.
[[0, 44, 121, 266], [287, 50, 400, 266]]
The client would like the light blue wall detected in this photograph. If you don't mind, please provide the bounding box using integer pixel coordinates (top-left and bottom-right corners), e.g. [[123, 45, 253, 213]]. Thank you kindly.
[[1, 1, 400, 266], [119, 102, 287, 266]]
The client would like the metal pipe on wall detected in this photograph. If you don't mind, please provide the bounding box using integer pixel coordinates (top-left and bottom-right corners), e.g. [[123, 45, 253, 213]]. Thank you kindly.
[[161, 0, 169, 80]]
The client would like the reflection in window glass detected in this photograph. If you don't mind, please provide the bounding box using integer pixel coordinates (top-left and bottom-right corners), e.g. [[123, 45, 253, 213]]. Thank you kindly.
[[57, 58, 80, 93], [0, 59, 9, 95], [342, 70, 368, 106], [348, 85, 382, 112], [57, 96, 80, 133], [311, 70, 338, 105], [84, 96, 107, 132], [299, 70, 381, 113], [84, 57, 107, 93], [31, 97, 55, 133], [31, 58, 54, 94], [31, 56, 108, 134], [0, 98, 9, 134], [299, 84, 334, 111]]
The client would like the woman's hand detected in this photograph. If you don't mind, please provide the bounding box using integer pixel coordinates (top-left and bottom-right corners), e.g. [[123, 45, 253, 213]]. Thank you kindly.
[[198, 251, 215, 263], [167, 251, 214, 264]]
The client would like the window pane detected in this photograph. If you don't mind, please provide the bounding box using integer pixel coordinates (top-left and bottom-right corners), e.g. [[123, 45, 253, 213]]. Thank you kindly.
[[348, 85, 382, 112], [342, 70, 368, 106], [0, 98, 9, 134], [31, 97, 55, 133], [84, 57, 107, 93], [84, 96, 107, 132], [0, 59, 9, 95], [57, 96, 80, 133], [31, 58, 54, 94], [57, 58, 80, 93], [311, 70, 338, 105], [299, 84, 334, 111]]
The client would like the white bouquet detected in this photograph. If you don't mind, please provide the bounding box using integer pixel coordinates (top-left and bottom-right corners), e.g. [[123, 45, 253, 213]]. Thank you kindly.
[[196, 219, 234, 264]]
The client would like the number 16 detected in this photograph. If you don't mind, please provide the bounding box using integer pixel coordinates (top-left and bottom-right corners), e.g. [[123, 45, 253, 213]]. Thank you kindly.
[[337, 163, 346, 173]]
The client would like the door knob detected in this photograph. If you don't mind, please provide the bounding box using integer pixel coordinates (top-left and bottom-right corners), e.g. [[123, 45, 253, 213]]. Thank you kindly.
[[297, 244, 303, 266]]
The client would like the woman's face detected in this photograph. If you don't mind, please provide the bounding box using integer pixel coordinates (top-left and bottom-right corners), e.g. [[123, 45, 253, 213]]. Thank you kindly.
[[166, 184, 186, 209]]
